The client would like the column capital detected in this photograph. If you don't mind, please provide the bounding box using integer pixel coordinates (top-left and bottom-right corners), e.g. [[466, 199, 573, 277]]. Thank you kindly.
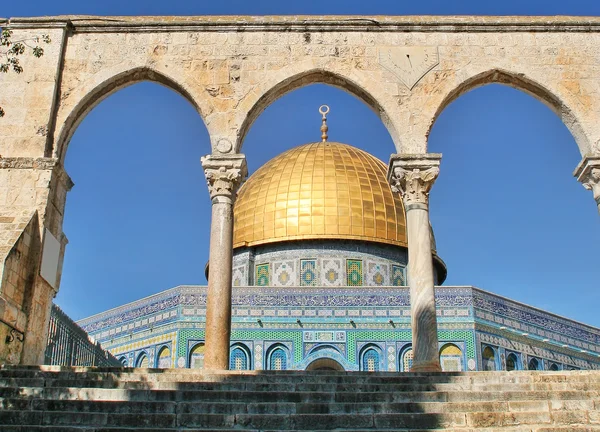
[[387, 153, 442, 208], [201, 153, 248, 204], [574, 154, 600, 213]]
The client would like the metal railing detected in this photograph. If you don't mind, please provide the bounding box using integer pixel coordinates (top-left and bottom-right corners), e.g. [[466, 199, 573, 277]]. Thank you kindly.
[[44, 304, 122, 367]]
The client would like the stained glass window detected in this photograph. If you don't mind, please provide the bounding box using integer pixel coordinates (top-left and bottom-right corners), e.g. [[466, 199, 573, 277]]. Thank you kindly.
[[157, 346, 171, 368], [506, 353, 518, 371], [401, 348, 413, 372], [392, 265, 405, 286], [255, 264, 270, 286], [136, 353, 149, 368], [362, 348, 380, 372], [440, 344, 462, 372], [300, 259, 317, 286], [528, 357, 540, 371], [189, 343, 205, 369], [230, 346, 249, 370], [269, 347, 287, 370], [482, 346, 496, 371], [346, 259, 363, 286]]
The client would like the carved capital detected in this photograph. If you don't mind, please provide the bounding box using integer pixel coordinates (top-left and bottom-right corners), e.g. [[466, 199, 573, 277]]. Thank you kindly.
[[574, 154, 600, 213], [201, 154, 247, 203], [388, 154, 441, 208]]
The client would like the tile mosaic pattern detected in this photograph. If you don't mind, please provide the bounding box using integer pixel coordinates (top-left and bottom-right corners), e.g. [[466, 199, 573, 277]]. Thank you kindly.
[[367, 262, 388, 286], [346, 259, 363, 286], [300, 259, 318, 286], [255, 263, 270, 286], [321, 259, 343, 286], [274, 261, 295, 286], [232, 265, 246, 287], [392, 265, 405, 286]]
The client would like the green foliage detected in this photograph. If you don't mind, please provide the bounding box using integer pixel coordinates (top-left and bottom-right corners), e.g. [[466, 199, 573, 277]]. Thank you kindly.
[[0, 28, 51, 117]]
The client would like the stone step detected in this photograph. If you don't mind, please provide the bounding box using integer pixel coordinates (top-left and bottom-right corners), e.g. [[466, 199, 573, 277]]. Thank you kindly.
[[2, 410, 592, 429], [3, 398, 571, 415], [3, 366, 599, 384], [2, 377, 569, 392], [1, 385, 597, 404]]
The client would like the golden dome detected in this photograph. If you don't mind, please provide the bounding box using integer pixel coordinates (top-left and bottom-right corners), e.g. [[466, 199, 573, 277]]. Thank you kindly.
[[233, 142, 407, 249]]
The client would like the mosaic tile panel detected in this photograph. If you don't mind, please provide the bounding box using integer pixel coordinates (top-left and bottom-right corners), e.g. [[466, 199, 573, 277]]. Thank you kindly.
[[392, 265, 405, 286], [300, 259, 317, 286], [255, 263, 270, 286], [346, 260, 363, 286], [321, 259, 343, 286], [232, 265, 246, 287], [346, 329, 476, 363], [274, 261, 295, 286], [232, 329, 303, 362], [367, 262, 388, 286]]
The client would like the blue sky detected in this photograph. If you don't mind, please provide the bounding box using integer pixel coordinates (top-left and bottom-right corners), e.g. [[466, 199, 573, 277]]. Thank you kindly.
[[3, 0, 600, 326]]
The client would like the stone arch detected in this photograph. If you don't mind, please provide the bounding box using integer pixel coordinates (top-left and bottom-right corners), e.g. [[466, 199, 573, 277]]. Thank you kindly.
[[54, 66, 210, 163], [426, 68, 591, 155], [297, 345, 357, 371], [235, 66, 401, 153], [306, 358, 345, 372]]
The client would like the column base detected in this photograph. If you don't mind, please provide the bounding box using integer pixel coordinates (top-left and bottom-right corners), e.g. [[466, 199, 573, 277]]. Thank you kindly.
[[410, 360, 442, 372]]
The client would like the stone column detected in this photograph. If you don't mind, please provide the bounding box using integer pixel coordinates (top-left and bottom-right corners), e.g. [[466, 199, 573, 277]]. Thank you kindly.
[[200, 154, 247, 370], [388, 154, 442, 372], [574, 155, 600, 215]]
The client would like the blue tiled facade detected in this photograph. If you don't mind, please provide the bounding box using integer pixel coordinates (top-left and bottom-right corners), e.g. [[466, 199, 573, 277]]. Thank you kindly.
[[78, 285, 600, 372]]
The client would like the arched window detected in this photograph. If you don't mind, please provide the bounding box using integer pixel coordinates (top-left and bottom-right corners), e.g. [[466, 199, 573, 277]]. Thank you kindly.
[[136, 353, 149, 368], [528, 357, 540, 371], [189, 343, 205, 369], [230, 345, 250, 370], [361, 347, 380, 372], [157, 346, 171, 369], [482, 346, 497, 371], [440, 344, 463, 372], [549, 363, 559, 371], [506, 353, 519, 371], [118, 356, 128, 366], [268, 346, 288, 371], [400, 347, 413, 372]]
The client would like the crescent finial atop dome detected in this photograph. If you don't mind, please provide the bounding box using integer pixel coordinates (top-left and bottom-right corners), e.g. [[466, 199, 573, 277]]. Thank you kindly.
[[319, 105, 329, 142]]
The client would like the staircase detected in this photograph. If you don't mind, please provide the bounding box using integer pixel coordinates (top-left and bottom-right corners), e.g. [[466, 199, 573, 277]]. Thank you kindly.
[[0, 365, 598, 431]]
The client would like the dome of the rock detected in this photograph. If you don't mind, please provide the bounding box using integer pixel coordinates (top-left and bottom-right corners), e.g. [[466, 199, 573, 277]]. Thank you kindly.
[[230, 141, 446, 287], [233, 142, 407, 249]]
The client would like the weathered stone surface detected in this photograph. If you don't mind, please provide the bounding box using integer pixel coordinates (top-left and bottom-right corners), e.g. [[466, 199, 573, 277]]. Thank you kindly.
[[0, 366, 599, 430], [2, 14, 600, 367]]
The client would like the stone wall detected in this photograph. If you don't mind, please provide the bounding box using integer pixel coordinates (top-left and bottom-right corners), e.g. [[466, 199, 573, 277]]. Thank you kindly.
[[1, 15, 600, 363]]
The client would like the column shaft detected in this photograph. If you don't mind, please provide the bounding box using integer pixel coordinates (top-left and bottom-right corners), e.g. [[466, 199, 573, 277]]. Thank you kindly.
[[405, 204, 441, 372], [201, 154, 247, 371], [204, 198, 234, 370], [388, 154, 442, 372]]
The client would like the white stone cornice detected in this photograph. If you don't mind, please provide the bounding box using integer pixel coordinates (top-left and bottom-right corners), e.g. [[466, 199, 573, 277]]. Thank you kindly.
[[388, 154, 442, 208], [201, 154, 247, 204], [574, 154, 600, 213]]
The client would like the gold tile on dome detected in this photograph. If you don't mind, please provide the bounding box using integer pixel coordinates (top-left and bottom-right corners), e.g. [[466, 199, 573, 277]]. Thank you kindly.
[[233, 142, 408, 248]]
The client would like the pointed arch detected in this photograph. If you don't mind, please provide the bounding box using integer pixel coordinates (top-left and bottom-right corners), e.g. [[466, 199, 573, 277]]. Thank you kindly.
[[427, 68, 591, 155], [266, 344, 289, 371], [359, 344, 382, 372], [135, 351, 149, 368], [229, 343, 251, 370], [235, 67, 400, 153], [54, 66, 209, 162]]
